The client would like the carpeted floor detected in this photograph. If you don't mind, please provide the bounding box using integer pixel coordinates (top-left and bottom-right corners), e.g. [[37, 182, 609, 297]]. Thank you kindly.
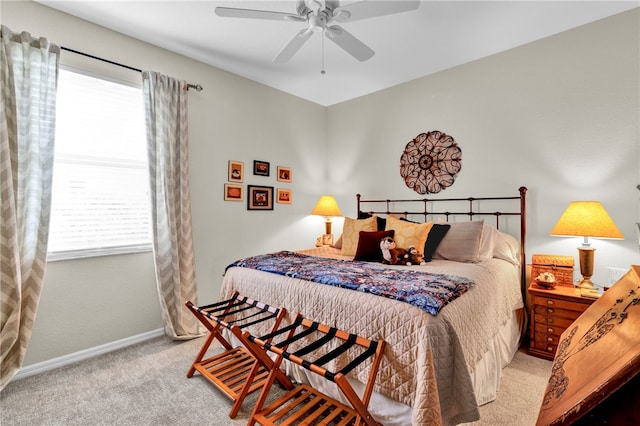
[[1, 336, 551, 425]]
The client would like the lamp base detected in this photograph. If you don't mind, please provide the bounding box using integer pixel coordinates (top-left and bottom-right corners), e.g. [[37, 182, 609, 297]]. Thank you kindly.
[[576, 244, 600, 298], [576, 277, 601, 299]]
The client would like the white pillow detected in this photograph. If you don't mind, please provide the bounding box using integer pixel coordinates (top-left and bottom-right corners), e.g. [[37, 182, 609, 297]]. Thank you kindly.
[[493, 231, 520, 265], [478, 224, 498, 261]]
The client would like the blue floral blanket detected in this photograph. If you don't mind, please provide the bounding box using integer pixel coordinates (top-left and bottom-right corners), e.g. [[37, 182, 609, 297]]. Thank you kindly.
[[225, 251, 474, 316]]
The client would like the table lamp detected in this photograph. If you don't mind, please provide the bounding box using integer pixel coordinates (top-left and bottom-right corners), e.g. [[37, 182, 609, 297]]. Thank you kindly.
[[550, 201, 623, 298], [311, 195, 342, 244]]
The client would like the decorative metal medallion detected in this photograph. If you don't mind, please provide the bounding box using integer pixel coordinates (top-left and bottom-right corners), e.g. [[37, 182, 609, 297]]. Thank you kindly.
[[400, 131, 462, 194]]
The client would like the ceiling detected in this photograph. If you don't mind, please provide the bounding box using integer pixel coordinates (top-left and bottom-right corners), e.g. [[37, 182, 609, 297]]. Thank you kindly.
[[37, 1, 638, 106]]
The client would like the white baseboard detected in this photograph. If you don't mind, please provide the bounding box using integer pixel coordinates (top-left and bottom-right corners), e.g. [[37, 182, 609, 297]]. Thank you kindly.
[[12, 328, 165, 382]]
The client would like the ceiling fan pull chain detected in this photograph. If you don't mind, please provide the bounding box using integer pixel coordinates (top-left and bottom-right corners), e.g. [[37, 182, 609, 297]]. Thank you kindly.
[[321, 30, 326, 75]]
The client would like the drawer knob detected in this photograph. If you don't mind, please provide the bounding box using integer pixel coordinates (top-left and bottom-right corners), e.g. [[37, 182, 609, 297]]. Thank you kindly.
[[547, 337, 553, 342], [548, 327, 554, 333], [547, 318, 553, 324], [547, 308, 554, 313], [547, 300, 554, 306], [547, 346, 553, 352]]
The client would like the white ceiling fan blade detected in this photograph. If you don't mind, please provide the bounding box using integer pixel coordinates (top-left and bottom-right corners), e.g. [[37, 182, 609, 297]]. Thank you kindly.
[[333, 0, 419, 22], [273, 29, 314, 63], [215, 7, 304, 22], [325, 25, 374, 62]]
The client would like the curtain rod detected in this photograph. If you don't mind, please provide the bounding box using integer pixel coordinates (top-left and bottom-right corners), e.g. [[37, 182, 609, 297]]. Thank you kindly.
[[60, 46, 203, 91]]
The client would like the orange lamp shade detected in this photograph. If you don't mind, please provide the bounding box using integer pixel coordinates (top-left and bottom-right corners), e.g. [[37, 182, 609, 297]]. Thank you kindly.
[[550, 201, 623, 239], [311, 195, 342, 217]]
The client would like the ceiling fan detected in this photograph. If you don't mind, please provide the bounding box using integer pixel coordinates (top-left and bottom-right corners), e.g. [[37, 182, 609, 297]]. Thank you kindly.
[[215, 0, 420, 63]]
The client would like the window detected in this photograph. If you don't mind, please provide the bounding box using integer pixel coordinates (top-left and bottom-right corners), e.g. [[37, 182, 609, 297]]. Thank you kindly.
[[48, 68, 151, 260]]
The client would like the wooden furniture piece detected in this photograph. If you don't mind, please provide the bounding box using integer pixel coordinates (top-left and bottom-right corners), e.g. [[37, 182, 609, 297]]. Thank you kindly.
[[246, 314, 386, 426], [536, 265, 640, 425], [531, 254, 574, 288], [185, 293, 293, 418], [528, 283, 596, 360]]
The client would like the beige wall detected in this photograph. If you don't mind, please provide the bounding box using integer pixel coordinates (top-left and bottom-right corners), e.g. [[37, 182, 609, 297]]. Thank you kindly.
[[326, 8, 639, 284], [3, 0, 326, 366], [3, 1, 638, 368]]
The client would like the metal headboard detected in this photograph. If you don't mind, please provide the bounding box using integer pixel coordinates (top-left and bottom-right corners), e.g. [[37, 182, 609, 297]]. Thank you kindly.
[[356, 187, 528, 298]]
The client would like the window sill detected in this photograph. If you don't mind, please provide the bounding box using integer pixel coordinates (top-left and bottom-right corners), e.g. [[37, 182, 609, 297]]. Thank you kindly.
[[47, 244, 153, 262]]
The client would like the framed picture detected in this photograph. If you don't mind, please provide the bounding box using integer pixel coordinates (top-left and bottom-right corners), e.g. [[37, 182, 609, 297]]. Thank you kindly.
[[247, 185, 274, 210], [228, 160, 244, 183], [253, 160, 270, 176], [277, 166, 292, 183], [224, 184, 243, 201], [276, 188, 291, 204]]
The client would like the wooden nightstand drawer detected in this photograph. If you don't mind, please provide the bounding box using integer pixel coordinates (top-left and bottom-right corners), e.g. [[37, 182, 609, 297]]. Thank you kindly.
[[532, 339, 557, 355], [532, 322, 563, 354], [533, 304, 582, 320], [533, 310, 578, 329], [528, 283, 596, 360], [534, 331, 561, 345], [532, 295, 588, 314], [534, 323, 563, 338]]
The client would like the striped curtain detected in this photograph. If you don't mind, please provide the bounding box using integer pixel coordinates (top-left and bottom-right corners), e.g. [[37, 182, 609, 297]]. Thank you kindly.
[[142, 71, 203, 339], [0, 26, 59, 389]]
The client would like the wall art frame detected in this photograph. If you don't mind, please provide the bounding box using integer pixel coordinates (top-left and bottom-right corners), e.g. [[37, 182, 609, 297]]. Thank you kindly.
[[224, 183, 243, 201], [228, 160, 244, 183], [277, 166, 292, 183], [247, 185, 274, 210], [253, 160, 270, 177], [277, 188, 291, 204]]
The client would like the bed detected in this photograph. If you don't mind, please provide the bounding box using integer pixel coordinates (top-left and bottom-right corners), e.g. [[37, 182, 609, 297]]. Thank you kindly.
[[219, 187, 528, 425]]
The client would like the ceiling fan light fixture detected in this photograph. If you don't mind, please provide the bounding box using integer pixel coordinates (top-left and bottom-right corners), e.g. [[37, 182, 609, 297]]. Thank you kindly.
[[309, 13, 328, 31]]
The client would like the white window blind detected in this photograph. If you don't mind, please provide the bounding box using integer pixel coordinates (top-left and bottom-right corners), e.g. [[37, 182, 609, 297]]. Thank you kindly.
[[48, 68, 152, 260]]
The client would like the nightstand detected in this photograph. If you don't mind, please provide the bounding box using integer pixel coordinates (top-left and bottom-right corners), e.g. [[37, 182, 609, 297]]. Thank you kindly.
[[528, 284, 596, 360]]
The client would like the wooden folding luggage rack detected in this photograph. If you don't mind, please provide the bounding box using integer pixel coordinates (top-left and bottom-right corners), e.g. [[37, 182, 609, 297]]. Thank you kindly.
[[246, 314, 386, 426], [185, 292, 293, 418]]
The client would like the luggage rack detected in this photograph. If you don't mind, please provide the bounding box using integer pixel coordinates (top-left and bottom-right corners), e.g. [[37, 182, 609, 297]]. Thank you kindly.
[[185, 292, 293, 418], [245, 314, 386, 426]]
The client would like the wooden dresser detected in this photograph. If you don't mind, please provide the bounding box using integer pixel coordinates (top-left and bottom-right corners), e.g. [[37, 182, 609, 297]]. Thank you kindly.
[[528, 284, 596, 360]]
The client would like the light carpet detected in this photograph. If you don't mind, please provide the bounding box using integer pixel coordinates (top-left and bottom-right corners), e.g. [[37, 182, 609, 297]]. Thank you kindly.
[[0, 336, 551, 425]]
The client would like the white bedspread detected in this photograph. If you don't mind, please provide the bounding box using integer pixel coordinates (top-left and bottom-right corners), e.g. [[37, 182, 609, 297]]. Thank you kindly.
[[220, 247, 523, 425]]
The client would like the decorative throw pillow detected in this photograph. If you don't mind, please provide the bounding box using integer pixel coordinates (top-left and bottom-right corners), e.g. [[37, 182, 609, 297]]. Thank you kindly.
[[354, 230, 395, 262], [385, 215, 433, 252], [423, 224, 450, 261], [340, 216, 378, 256], [434, 221, 484, 263]]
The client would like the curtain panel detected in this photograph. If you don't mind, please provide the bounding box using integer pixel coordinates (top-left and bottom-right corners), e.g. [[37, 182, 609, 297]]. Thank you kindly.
[[142, 71, 203, 339], [0, 25, 59, 390]]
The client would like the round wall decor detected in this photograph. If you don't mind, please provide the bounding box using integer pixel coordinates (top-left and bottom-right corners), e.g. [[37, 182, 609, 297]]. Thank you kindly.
[[399, 131, 462, 194]]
